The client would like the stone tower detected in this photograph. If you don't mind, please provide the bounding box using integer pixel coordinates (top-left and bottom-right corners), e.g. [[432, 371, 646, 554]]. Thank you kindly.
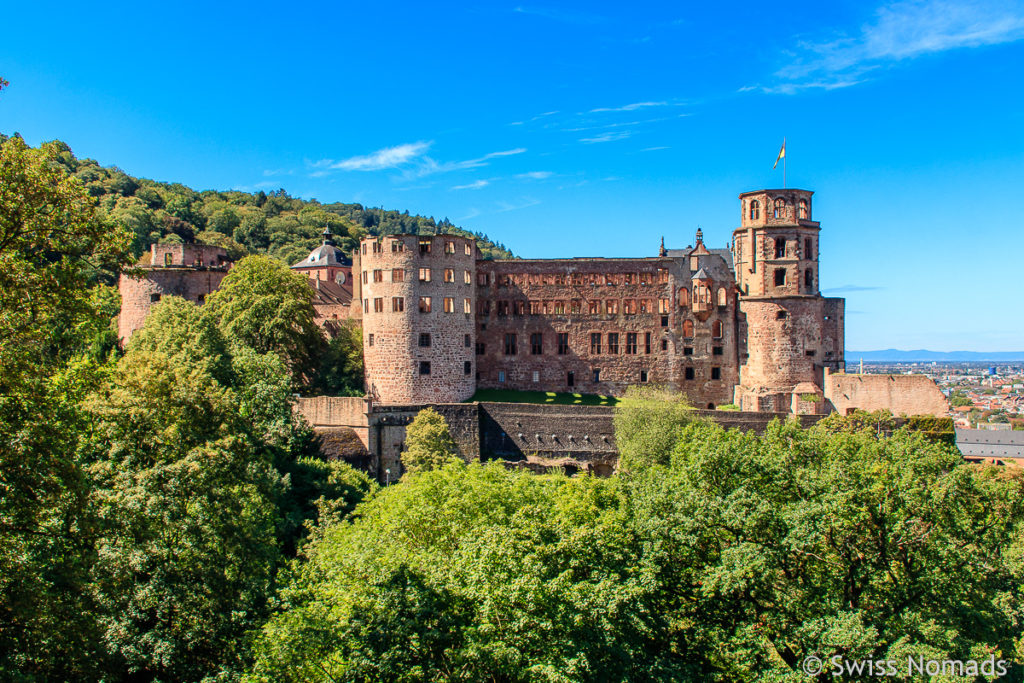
[[360, 234, 477, 404], [117, 243, 231, 344], [732, 189, 844, 412]]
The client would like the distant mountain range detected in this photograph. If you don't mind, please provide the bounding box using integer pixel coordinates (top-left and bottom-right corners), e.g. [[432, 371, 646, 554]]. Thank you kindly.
[[847, 349, 1024, 362]]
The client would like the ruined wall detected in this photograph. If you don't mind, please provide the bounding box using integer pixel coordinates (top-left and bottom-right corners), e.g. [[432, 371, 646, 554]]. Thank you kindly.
[[361, 234, 476, 403], [365, 403, 481, 482], [474, 254, 739, 407], [738, 296, 825, 390], [117, 268, 227, 344], [824, 371, 949, 417]]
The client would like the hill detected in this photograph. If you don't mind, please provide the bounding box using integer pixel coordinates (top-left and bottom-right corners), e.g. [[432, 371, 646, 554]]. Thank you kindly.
[[0, 134, 514, 266], [848, 349, 1024, 362]]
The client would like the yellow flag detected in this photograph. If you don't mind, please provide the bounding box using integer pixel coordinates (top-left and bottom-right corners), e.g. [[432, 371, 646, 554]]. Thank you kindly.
[[773, 139, 786, 169]]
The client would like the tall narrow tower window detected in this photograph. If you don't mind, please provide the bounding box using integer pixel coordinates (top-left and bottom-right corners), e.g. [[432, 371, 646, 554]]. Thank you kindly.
[[775, 238, 786, 259], [773, 198, 786, 219], [805, 269, 813, 289], [805, 238, 813, 259], [798, 199, 809, 219], [749, 200, 760, 220], [774, 268, 786, 286]]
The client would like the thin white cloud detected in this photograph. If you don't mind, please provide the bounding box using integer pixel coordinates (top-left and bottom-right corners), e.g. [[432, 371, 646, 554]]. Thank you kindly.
[[327, 141, 432, 171], [459, 208, 482, 221], [410, 147, 527, 178], [452, 179, 490, 190], [496, 197, 542, 212], [515, 171, 553, 180], [589, 101, 667, 113], [767, 0, 1024, 93], [579, 131, 632, 144], [641, 146, 670, 152]]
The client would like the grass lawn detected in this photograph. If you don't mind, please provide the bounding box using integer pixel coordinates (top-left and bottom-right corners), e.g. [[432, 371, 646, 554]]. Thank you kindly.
[[466, 388, 619, 406]]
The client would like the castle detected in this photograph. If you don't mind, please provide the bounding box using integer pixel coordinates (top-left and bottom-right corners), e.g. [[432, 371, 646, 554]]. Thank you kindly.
[[118, 187, 949, 477], [356, 188, 843, 414]]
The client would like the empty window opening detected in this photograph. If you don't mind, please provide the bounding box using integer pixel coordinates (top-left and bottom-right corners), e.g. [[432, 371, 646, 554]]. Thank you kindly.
[[504, 333, 517, 355], [590, 333, 602, 354], [804, 269, 813, 289], [683, 346, 694, 356], [712, 346, 724, 356], [557, 333, 569, 355], [773, 198, 785, 219], [392, 297, 404, 312], [685, 367, 695, 380], [419, 361, 431, 375], [607, 333, 619, 354], [774, 238, 786, 259], [150, 293, 161, 303], [804, 238, 813, 259], [625, 333, 637, 355], [567, 371, 575, 387], [661, 339, 668, 351], [711, 367, 721, 380], [419, 296, 431, 313], [798, 199, 808, 219], [465, 361, 472, 375], [419, 238, 431, 254], [593, 369, 601, 382], [749, 199, 760, 220], [640, 370, 649, 382], [774, 268, 786, 286], [464, 334, 471, 348], [712, 320, 724, 339], [644, 332, 652, 354], [419, 333, 431, 347], [776, 310, 788, 320], [531, 333, 543, 355]]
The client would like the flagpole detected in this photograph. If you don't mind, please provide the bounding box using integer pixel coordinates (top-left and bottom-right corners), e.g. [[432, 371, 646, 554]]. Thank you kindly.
[[783, 137, 786, 189]]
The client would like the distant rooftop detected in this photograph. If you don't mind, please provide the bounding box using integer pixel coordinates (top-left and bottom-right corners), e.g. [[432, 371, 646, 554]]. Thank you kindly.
[[955, 428, 1024, 459]]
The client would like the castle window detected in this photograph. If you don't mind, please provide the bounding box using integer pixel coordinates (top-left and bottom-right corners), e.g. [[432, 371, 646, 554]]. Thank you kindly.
[[589, 300, 600, 314], [571, 299, 581, 314], [464, 243, 472, 256], [530, 301, 541, 315], [443, 297, 455, 313], [419, 333, 431, 347], [659, 298, 670, 314], [476, 342, 485, 355], [480, 300, 490, 316], [444, 268, 454, 282], [804, 269, 813, 289], [164, 253, 173, 266], [362, 272, 368, 284], [419, 296, 431, 313], [504, 333, 517, 355], [557, 333, 569, 355], [373, 298, 384, 313], [368, 333, 374, 346], [464, 334, 471, 347], [419, 268, 431, 282], [372, 241, 383, 254], [749, 199, 760, 220], [661, 339, 668, 351], [713, 345, 723, 356], [373, 269, 383, 282], [774, 238, 786, 259], [498, 370, 506, 383], [197, 294, 205, 304], [465, 361, 472, 375], [639, 299, 650, 314], [392, 268, 405, 282], [683, 320, 694, 338], [644, 332, 652, 354], [363, 298, 368, 313], [798, 199, 808, 219], [683, 346, 693, 356], [623, 300, 635, 315], [607, 333, 619, 354], [773, 198, 786, 219], [150, 293, 161, 303], [774, 268, 786, 286], [445, 240, 456, 255], [567, 371, 574, 387], [607, 300, 619, 315], [605, 273, 615, 286], [419, 361, 431, 375], [514, 301, 524, 315], [497, 301, 509, 317], [717, 288, 727, 307], [640, 370, 648, 383], [392, 297, 404, 312], [361, 244, 367, 255], [711, 367, 721, 380], [590, 333, 602, 354], [531, 333, 543, 355], [805, 350, 816, 357], [685, 367, 695, 380], [776, 310, 788, 320], [464, 298, 472, 314], [712, 320, 723, 339], [478, 272, 489, 286], [391, 239, 403, 252], [554, 301, 566, 315], [419, 238, 431, 254], [593, 369, 601, 382], [640, 272, 652, 285], [464, 270, 472, 284], [532, 370, 539, 383], [657, 269, 668, 283], [805, 238, 813, 260], [678, 287, 689, 308]]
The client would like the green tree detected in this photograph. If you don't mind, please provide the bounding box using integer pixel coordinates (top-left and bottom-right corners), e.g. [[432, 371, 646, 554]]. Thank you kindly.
[[613, 385, 701, 471], [400, 407, 460, 474], [204, 255, 324, 382]]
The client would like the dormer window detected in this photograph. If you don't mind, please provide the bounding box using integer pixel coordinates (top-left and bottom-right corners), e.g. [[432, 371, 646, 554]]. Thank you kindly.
[[773, 198, 786, 219], [749, 199, 760, 220]]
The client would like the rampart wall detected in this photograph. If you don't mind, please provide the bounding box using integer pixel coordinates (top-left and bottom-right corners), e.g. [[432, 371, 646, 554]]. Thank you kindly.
[[824, 370, 949, 417]]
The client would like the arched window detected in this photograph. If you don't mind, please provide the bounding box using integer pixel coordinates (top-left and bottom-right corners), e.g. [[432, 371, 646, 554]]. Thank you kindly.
[[804, 269, 813, 289], [798, 199, 808, 219], [712, 320, 723, 339], [773, 198, 786, 219], [775, 238, 786, 259], [717, 287, 727, 306], [678, 287, 689, 308], [683, 320, 694, 338], [749, 199, 760, 220]]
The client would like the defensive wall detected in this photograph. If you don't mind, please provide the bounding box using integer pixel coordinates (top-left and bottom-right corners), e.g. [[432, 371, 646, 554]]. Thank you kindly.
[[294, 397, 827, 482], [823, 369, 949, 417]]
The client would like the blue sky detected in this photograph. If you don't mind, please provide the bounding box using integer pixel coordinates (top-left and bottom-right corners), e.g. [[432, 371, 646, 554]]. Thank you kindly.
[[2, 0, 1023, 351]]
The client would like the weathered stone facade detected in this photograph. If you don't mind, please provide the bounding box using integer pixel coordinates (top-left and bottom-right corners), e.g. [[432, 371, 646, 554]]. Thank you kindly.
[[358, 188, 844, 411]]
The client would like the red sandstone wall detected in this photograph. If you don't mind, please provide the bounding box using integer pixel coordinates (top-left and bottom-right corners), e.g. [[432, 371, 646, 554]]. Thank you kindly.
[[360, 234, 477, 403], [117, 268, 227, 344], [824, 372, 949, 417]]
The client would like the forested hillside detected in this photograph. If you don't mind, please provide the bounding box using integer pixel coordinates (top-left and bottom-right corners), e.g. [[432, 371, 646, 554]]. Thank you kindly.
[[0, 133, 513, 267]]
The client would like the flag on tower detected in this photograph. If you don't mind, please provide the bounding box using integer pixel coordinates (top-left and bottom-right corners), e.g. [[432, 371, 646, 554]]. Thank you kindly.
[[772, 139, 786, 169]]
